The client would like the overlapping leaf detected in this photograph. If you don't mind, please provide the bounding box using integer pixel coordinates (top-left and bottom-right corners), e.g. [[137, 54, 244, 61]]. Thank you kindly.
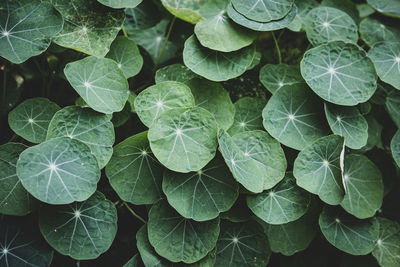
[[259, 64, 304, 94], [391, 130, 400, 168], [359, 17, 400, 47], [372, 217, 400, 267], [231, 0, 294, 22]]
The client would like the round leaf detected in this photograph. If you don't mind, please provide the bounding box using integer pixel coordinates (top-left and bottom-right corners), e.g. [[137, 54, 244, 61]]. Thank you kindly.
[[372, 217, 400, 267], [231, 0, 294, 22], [259, 64, 304, 94], [155, 64, 198, 84], [124, 2, 160, 31], [359, 17, 400, 47], [367, 0, 400, 17], [391, 130, 400, 168], [98, 0, 142, 8], [287, 0, 318, 32]]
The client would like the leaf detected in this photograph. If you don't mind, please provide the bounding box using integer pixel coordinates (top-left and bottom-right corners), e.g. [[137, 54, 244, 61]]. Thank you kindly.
[[148, 107, 218, 173], [301, 41, 377, 106], [105, 36, 143, 78], [0, 143, 37, 216], [320, 0, 360, 23], [46, 106, 115, 168], [367, 0, 400, 17], [341, 154, 384, 219], [231, 0, 294, 22], [163, 154, 239, 221], [386, 90, 400, 128], [105, 131, 163, 205], [183, 35, 255, 82], [220, 196, 253, 223], [147, 200, 220, 263], [215, 220, 271, 266], [304, 7, 358, 46], [372, 217, 400, 267], [262, 83, 329, 150], [123, 254, 141, 267], [391, 130, 400, 168], [319, 206, 379, 255], [155, 64, 199, 84], [124, 1, 160, 31], [16, 137, 100, 205], [64, 56, 129, 114], [0, 0, 63, 63], [287, 0, 318, 32], [49, 0, 125, 57], [368, 42, 400, 90], [98, 0, 142, 8], [259, 64, 304, 94], [357, 3, 376, 18], [247, 174, 311, 224], [324, 103, 368, 149], [293, 135, 345, 205], [358, 114, 382, 152], [134, 81, 195, 127], [39, 191, 118, 260], [359, 17, 400, 47], [8, 97, 60, 143]]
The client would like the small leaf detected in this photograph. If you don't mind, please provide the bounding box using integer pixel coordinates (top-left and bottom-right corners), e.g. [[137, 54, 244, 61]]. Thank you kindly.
[[98, 0, 142, 8], [391, 130, 400, 168], [372, 217, 400, 267], [259, 64, 304, 94], [359, 17, 400, 47], [231, 0, 294, 22]]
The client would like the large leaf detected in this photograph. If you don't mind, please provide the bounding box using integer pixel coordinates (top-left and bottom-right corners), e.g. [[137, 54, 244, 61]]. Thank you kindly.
[[155, 64, 198, 84], [359, 17, 400, 47], [0, 0, 63, 63], [391, 130, 400, 168], [367, 0, 400, 17], [39, 191, 117, 260], [16, 137, 100, 205], [98, 0, 142, 8], [64, 56, 129, 114], [231, 0, 294, 22], [372, 217, 400, 267], [300, 41, 377, 106], [259, 64, 304, 94]]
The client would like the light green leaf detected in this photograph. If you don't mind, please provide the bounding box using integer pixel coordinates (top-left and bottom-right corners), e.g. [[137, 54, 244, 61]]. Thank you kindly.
[[0, 0, 63, 63], [39, 191, 117, 260], [287, 0, 318, 32], [98, 0, 142, 8], [359, 17, 400, 47], [386, 90, 400, 128], [357, 3, 376, 18], [231, 0, 294, 22], [8, 98, 60, 143], [319, 206, 379, 255], [106, 131, 163, 205], [155, 64, 198, 84], [391, 130, 400, 168], [367, 0, 400, 17], [259, 64, 304, 94], [262, 83, 329, 150], [372, 217, 400, 267], [341, 154, 384, 219], [301, 41, 377, 106], [17, 137, 100, 205], [64, 56, 129, 114], [148, 107, 218, 173], [123, 254, 141, 267]]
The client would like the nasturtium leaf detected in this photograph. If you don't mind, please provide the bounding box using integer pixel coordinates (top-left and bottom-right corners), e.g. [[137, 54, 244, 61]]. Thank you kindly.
[[0, 0, 63, 64], [215, 220, 271, 267], [259, 64, 304, 94], [324, 103, 368, 149], [148, 107, 218, 173], [46, 106, 115, 169], [301, 41, 377, 106], [0, 143, 37, 216], [134, 81, 195, 127], [357, 3, 376, 17], [17, 137, 100, 205], [247, 174, 311, 224], [386, 90, 400, 128], [227, 3, 297, 31], [341, 154, 384, 219], [124, 1, 160, 31], [319, 206, 379, 255], [367, 0, 400, 17], [105, 36, 143, 78], [359, 114, 382, 152], [262, 83, 329, 150], [155, 64, 198, 84], [8, 98, 60, 143], [64, 56, 129, 114], [359, 18, 400, 47], [391, 130, 400, 168], [183, 35, 255, 82], [320, 0, 360, 22], [39, 191, 117, 260], [231, 0, 294, 23], [97, 0, 142, 8], [368, 42, 400, 90], [49, 0, 125, 57], [147, 200, 219, 263], [287, 0, 318, 32], [0, 216, 53, 267], [372, 217, 400, 267], [163, 154, 239, 221], [106, 131, 163, 205], [304, 7, 358, 46], [185, 78, 235, 130], [227, 97, 267, 135], [123, 254, 141, 267], [294, 134, 345, 205]]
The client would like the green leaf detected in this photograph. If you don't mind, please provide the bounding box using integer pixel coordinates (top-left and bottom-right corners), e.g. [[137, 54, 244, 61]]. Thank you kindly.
[[39, 191, 118, 260], [368, 42, 400, 90], [372, 217, 400, 267], [106, 131, 163, 205], [262, 83, 329, 150], [0, 0, 63, 63], [367, 0, 400, 17], [259, 64, 304, 94], [301, 41, 377, 106], [163, 154, 239, 221], [357, 3, 376, 18], [155, 64, 199, 84], [183, 35, 255, 82], [324, 103, 368, 149], [105, 36, 143, 78], [64, 56, 129, 114], [147, 200, 220, 263], [220, 197, 252, 223], [98, 0, 142, 8], [359, 17, 400, 47], [231, 0, 294, 22], [341, 154, 384, 219], [124, 1, 160, 31], [386, 90, 400, 128], [319, 206, 379, 255], [358, 114, 382, 152], [148, 107, 218, 173], [134, 81, 195, 127], [46, 106, 115, 168], [123, 254, 141, 267], [49, 0, 125, 57], [391, 130, 400, 168], [247, 174, 311, 224], [304, 7, 358, 46], [215, 220, 271, 266], [16, 137, 100, 205], [320, 0, 360, 23], [0, 143, 37, 216], [8, 97, 60, 143], [287, 0, 318, 32]]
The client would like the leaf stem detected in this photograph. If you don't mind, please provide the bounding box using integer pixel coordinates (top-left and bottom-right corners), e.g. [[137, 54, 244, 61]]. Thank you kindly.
[[272, 32, 282, 64], [154, 16, 176, 69], [122, 26, 128, 38], [123, 202, 147, 224]]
